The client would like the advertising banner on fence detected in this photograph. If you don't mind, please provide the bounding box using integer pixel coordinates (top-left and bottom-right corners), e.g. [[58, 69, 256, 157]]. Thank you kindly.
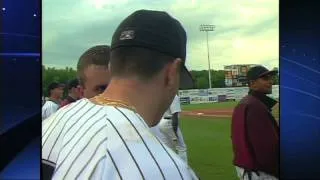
[[179, 96, 190, 105], [179, 85, 279, 104]]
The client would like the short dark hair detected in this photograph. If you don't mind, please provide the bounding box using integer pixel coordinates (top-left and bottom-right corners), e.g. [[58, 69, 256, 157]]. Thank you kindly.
[[67, 78, 79, 90], [47, 82, 64, 96], [110, 47, 175, 82], [77, 45, 110, 86]]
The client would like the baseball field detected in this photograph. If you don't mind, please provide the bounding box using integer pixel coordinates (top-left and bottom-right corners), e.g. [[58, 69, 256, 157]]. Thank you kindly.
[[180, 101, 279, 180]]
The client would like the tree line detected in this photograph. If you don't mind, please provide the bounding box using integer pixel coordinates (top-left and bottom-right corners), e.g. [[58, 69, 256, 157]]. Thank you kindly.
[[42, 66, 279, 95], [42, 65, 78, 97]]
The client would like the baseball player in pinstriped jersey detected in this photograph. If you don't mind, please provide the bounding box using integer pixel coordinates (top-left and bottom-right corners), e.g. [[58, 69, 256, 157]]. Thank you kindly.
[[42, 9, 197, 180], [77, 45, 112, 99], [42, 82, 64, 120], [42, 45, 112, 179]]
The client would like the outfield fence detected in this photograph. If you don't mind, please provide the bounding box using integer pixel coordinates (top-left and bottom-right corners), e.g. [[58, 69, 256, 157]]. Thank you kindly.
[[178, 85, 279, 104]]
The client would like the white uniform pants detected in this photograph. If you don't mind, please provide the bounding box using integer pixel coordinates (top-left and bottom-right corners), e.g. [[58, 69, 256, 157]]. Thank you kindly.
[[151, 119, 188, 163], [176, 127, 188, 163], [235, 166, 278, 180], [158, 118, 177, 150]]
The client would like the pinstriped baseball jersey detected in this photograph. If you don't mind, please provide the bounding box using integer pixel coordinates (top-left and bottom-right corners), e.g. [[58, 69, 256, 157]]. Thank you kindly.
[[42, 100, 60, 120], [42, 99, 198, 180]]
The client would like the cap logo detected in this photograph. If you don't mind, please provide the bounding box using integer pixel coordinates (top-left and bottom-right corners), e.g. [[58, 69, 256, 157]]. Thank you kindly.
[[119, 30, 135, 40]]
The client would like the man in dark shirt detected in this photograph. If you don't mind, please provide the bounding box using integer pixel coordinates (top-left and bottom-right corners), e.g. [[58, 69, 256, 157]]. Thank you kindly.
[[231, 65, 279, 180], [60, 79, 81, 107]]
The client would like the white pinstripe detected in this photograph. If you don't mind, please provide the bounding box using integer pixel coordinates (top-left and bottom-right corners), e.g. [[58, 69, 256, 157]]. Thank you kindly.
[[42, 100, 60, 120]]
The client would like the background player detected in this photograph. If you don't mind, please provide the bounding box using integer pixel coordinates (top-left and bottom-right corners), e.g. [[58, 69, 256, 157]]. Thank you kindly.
[[77, 45, 111, 98], [60, 78, 81, 107], [42, 82, 64, 120], [151, 94, 188, 163], [231, 65, 279, 180], [42, 45, 111, 179]]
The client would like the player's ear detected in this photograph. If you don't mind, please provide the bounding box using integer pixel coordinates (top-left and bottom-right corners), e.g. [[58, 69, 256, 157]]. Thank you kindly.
[[165, 58, 181, 87], [249, 80, 258, 89]]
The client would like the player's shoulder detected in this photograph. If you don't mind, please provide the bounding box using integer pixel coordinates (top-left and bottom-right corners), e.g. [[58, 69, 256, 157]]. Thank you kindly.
[[105, 106, 144, 122], [237, 95, 260, 108], [47, 98, 95, 118], [170, 95, 181, 108], [42, 101, 57, 112], [42, 100, 52, 106], [64, 98, 89, 107], [173, 95, 181, 103], [174, 95, 180, 100], [45, 100, 59, 107]]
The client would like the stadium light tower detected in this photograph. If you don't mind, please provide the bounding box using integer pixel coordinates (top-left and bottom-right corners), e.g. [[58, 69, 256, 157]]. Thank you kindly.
[[200, 24, 215, 89]]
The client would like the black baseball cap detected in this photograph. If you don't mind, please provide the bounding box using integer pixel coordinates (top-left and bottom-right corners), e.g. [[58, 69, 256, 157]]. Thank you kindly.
[[66, 79, 79, 90], [247, 65, 278, 81], [111, 9, 194, 89], [48, 82, 64, 93]]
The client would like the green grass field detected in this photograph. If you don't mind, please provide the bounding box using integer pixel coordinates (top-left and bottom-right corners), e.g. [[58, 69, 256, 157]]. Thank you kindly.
[[180, 102, 237, 180], [181, 101, 239, 111], [180, 116, 237, 180], [180, 101, 279, 179]]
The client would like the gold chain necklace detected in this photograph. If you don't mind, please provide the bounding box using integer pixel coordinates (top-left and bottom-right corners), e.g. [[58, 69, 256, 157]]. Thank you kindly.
[[91, 94, 136, 112]]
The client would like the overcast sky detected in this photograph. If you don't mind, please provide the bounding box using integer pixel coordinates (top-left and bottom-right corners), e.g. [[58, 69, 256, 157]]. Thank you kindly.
[[43, 0, 279, 71]]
